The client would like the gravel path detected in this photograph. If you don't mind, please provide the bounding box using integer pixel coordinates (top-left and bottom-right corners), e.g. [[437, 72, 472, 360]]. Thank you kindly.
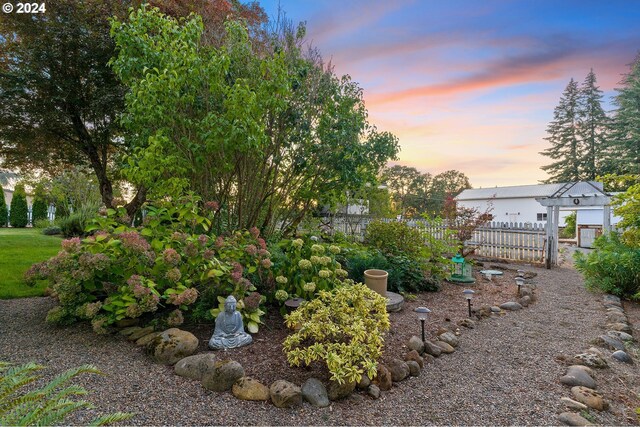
[[0, 260, 637, 425]]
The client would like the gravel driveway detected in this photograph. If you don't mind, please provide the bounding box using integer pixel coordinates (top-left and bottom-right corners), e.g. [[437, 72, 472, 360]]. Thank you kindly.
[[1, 260, 638, 425]]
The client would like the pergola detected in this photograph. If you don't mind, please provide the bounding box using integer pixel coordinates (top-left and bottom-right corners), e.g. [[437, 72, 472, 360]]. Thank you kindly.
[[535, 182, 611, 268]]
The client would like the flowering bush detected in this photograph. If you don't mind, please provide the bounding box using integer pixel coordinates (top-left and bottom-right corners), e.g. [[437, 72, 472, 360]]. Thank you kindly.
[[283, 283, 390, 385], [26, 197, 271, 333], [269, 238, 348, 303]]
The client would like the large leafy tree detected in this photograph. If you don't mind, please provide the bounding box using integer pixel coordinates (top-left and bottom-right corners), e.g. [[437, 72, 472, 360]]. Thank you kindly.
[[540, 78, 582, 182], [609, 54, 640, 175], [578, 70, 609, 180], [0, 1, 141, 214], [111, 8, 399, 233], [0, 0, 266, 217]]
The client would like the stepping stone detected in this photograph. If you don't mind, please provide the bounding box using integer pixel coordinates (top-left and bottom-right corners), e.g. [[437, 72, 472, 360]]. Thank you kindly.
[[596, 334, 625, 351], [560, 365, 596, 389], [559, 412, 593, 426], [612, 350, 633, 364], [499, 302, 522, 311], [571, 386, 607, 411]]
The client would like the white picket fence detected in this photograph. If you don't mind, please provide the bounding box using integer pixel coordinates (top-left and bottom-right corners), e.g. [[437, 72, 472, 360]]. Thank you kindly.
[[4, 204, 56, 227], [319, 216, 547, 263]]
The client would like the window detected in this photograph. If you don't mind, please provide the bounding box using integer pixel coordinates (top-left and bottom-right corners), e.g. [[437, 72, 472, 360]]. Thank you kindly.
[[537, 213, 547, 221]]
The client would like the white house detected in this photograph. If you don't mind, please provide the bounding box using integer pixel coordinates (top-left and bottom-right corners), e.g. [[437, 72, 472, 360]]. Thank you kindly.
[[456, 181, 620, 230]]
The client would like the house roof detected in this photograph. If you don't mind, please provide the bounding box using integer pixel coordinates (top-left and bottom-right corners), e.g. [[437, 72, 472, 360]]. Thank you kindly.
[[457, 181, 606, 201]]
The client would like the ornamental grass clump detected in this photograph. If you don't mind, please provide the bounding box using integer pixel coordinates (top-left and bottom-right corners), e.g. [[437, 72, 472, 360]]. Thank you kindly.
[[283, 283, 390, 385]]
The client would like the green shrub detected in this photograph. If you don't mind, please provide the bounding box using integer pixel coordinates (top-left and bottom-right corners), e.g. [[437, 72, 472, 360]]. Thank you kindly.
[[27, 196, 271, 333], [33, 218, 52, 229], [574, 233, 640, 298], [31, 198, 48, 224], [59, 213, 86, 237], [9, 183, 28, 228], [560, 212, 576, 239], [0, 188, 7, 227], [0, 361, 133, 426], [42, 226, 62, 236], [365, 220, 424, 258], [283, 283, 390, 385]]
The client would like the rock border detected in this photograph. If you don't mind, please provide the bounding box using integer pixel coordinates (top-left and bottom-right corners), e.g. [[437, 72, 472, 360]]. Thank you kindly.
[[557, 294, 635, 426]]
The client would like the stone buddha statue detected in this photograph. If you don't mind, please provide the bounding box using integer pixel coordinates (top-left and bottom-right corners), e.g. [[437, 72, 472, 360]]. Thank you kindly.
[[208, 295, 253, 350]]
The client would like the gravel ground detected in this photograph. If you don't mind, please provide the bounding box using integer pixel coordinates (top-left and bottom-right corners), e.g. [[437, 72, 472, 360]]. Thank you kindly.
[[1, 257, 639, 426]]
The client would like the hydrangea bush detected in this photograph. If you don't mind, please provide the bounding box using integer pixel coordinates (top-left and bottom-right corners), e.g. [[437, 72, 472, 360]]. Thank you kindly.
[[270, 238, 349, 303], [26, 197, 271, 333]]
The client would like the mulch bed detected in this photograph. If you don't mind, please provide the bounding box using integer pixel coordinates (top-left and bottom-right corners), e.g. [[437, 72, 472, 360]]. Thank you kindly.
[[183, 261, 537, 387]]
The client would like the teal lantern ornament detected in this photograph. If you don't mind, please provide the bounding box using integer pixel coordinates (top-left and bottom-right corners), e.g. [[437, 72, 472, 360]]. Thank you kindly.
[[449, 254, 475, 284]]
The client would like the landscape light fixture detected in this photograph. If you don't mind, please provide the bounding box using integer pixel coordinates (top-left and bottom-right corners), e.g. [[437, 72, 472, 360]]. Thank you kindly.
[[463, 289, 475, 317], [515, 276, 525, 296], [414, 306, 431, 343]]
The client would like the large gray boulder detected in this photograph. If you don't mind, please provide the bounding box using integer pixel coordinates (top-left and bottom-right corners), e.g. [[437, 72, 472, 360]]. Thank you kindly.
[[387, 359, 410, 382], [201, 359, 245, 392], [175, 353, 217, 381], [301, 378, 329, 407], [147, 328, 199, 365]]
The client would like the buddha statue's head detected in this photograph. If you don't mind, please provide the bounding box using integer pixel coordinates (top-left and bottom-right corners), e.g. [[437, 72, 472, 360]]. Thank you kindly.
[[224, 295, 237, 313]]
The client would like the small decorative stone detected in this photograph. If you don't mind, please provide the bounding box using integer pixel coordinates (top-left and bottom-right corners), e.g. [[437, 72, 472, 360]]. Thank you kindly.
[[438, 331, 459, 348], [367, 384, 381, 399], [607, 322, 632, 334], [232, 377, 270, 401], [201, 359, 244, 392], [519, 286, 534, 298], [573, 352, 608, 369], [490, 306, 501, 313], [208, 296, 253, 350], [606, 312, 628, 324], [422, 353, 435, 364], [115, 318, 140, 328], [612, 350, 633, 364], [585, 347, 604, 357], [434, 341, 455, 354], [558, 412, 593, 426], [301, 378, 330, 407], [406, 360, 420, 377], [327, 379, 356, 401], [407, 335, 425, 354], [119, 326, 141, 337], [404, 350, 424, 369], [518, 295, 531, 307], [603, 294, 621, 303], [136, 331, 161, 347], [388, 358, 410, 382], [357, 374, 371, 390], [175, 353, 217, 381], [571, 386, 607, 411], [560, 397, 588, 410], [499, 302, 523, 311], [269, 380, 302, 408], [559, 365, 596, 389], [595, 335, 625, 351], [128, 326, 155, 341], [147, 328, 199, 365], [477, 306, 493, 317], [457, 318, 475, 329], [423, 340, 442, 357], [374, 364, 392, 391], [607, 331, 633, 342]]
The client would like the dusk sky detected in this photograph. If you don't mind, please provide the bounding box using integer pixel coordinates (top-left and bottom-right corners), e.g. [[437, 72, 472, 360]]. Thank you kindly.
[[260, 0, 640, 188]]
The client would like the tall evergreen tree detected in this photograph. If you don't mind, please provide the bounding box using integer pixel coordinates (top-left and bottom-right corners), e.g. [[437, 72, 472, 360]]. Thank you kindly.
[[9, 183, 28, 228], [541, 79, 581, 183], [609, 54, 640, 174], [0, 187, 7, 227], [577, 69, 609, 180]]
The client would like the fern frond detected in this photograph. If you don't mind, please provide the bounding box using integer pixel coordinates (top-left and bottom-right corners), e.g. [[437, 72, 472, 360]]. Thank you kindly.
[[34, 400, 92, 426], [88, 411, 136, 426], [38, 364, 103, 396]]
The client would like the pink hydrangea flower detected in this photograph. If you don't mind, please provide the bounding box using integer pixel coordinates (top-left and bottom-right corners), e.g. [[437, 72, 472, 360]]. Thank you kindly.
[[61, 237, 82, 253]]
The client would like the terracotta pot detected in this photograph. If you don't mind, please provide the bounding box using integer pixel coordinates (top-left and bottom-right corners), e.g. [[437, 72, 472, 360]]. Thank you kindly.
[[364, 269, 388, 297]]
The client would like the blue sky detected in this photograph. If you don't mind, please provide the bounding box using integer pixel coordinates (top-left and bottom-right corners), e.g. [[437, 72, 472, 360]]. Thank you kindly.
[[259, 0, 640, 187]]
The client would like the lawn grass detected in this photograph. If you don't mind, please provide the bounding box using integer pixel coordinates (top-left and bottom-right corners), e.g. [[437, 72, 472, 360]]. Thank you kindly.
[[0, 228, 62, 299]]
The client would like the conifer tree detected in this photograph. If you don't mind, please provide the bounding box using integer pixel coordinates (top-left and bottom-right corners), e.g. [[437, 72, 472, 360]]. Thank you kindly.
[[541, 79, 581, 183], [609, 54, 640, 174], [0, 187, 7, 227], [9, 183, 28, 227], [578, 69, 609, 180], [31, 184, 49, 224]]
